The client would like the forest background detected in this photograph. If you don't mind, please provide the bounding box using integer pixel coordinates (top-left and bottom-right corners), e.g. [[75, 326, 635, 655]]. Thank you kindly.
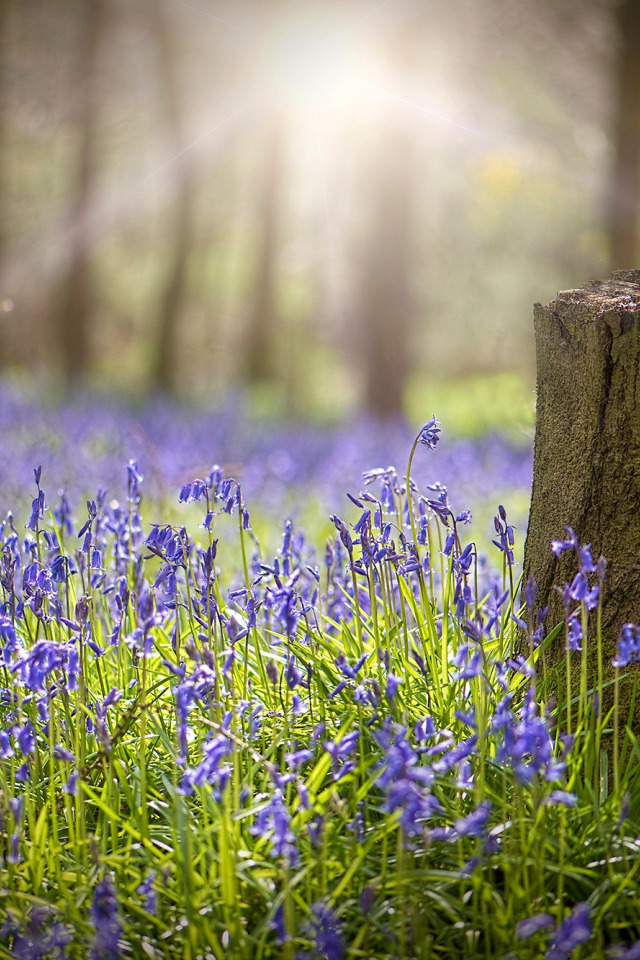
[[0, 0, 638, 426]]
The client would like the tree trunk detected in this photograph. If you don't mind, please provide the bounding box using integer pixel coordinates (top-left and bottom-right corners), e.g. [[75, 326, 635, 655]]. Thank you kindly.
[[0, 0, 11, 368], [149, 0, 195, 395], [607, 0, 640, 269], [523, 271, 640, 717], [57, 0, 105, 387], [356, 125, 415, 420], [353, 8, 421, 421], [244, 111, 284, 384]]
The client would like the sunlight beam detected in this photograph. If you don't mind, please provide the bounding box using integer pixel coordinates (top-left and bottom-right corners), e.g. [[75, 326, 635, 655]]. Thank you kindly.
[[359, 80, 500, 144]]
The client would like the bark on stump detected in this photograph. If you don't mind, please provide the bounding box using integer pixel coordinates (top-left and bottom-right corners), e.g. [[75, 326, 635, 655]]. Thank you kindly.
[[523, 270, 640, 723]]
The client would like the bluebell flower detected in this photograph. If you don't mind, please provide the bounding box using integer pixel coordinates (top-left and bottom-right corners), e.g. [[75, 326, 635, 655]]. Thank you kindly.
[[306, 902, 345, 960], [0, 730, 14, 759], [385, 673, 402, 701], [578, 544, 596, 574], [26, 490, 45, 532], [612, 623, 640, 668], [329, 515, 353, 555], [492, 507, 515, 563], [524, 573, 538, 610], [609, 943, 640, 959], [285, 654, 304, 690], [271, 903, 288, 946], [127, 460, 143, 504], [179, 478, 208, 503], [545, 902, 591, 960], [567, 616, 583, 652], [90, 875, 122, 960], [249, 789, 299, 865], [360, 884, 376, 916], [418, 417, 441, 449], [451, 642, 483, 681], [504, 688, 560, 784], [64, 771, 79, 796], [454, 800, 491, 838], [543, 790, 577, 807], [136, 872, 157, 916], [551, 527, 578, 557], [516, 913, 555, 940], [335, 653, 367, 679]]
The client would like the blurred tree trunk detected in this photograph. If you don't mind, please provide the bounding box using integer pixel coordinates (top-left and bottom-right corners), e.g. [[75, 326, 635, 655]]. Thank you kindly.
[[244, 110, 285, 384], [57, 0, 105, 387], [149, 0, 195, 395], [356, 127, 415, 419], [354, 12, 420, 420], [0, 0, 11, 368], [608, 0, 640, 269]]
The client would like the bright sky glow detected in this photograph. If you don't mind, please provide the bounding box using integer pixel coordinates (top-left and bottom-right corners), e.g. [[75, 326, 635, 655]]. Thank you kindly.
[[263, 12, 368, 118]]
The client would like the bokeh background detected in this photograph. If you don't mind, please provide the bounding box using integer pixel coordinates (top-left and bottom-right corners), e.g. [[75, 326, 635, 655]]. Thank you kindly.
[[0, 0, 638, 426]]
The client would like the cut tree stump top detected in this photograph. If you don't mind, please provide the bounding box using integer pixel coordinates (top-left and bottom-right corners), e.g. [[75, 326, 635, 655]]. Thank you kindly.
[[541, 269, 640, 313]]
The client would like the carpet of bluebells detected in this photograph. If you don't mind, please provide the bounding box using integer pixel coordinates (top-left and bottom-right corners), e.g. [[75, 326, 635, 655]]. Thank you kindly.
[[1, 390, 640, 959]]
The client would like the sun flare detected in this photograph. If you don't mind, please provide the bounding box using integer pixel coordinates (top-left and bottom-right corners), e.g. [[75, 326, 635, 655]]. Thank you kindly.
[[262, 11, 367, 118]]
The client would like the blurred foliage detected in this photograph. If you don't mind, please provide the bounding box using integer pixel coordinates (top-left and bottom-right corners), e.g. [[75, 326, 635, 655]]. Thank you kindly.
[[0, 0, 633, 417]]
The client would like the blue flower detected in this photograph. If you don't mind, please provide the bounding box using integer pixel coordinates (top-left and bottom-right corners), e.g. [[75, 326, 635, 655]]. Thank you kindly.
[[249, 790, 299, 865], [545, 902, 591, 960], [90, 875, 122, 960], [516, 913, 554, 940], [454, 800, 491, 838], [609, 943, 640, 959], [418, 417, 441, 449], [306, 902, 345, 960], [385, 673, 402, 701], [136, 872, 157, 916], [543, 790, 577, 807], [612, 623, 640, 668], [551, 527, 578, 557]]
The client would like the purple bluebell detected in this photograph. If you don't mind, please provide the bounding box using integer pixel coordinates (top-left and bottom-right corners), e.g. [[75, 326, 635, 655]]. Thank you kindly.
[[136, 872, 157, 916], [566, 616, 583, 652], [306, 902, 345, 960], [516, 913, 555, 940], [360, 884, 376, 916], [545, 902, 591, 960], [64, 771, 79, 796], [385, 673, 402, 701], [524, 573, 538, 610], [418, 417, 441, 449], [577, 544, 596, 574], [90, 875, 122, 960], [612, 623, 640, 668], [451, 642, 483, 681], [179, 478, 208, 503], [454, 800, 491, 838], [492, 507, 515, 564], [271, 903, 288, 946], [543, 790, 577, 807], [127, 460, 143, 504], [249, 789, 299, 865], [609, 943, 640, 959], [501, 688, 561, 784], [551, 527, 578, 557], [329, 515, 353, 556]]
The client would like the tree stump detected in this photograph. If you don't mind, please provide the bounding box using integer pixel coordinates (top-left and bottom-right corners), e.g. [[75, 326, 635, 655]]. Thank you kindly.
[[523, 270, 640, 705]]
